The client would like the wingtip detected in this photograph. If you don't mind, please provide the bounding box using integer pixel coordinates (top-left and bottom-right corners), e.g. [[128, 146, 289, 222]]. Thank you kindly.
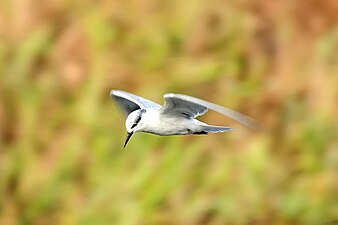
[[163, 93, 175, 98], [110, 89, 119, 95], [251, 122, 266, 132], [110, 90, 124, 98], [110, 89, 116, 96]]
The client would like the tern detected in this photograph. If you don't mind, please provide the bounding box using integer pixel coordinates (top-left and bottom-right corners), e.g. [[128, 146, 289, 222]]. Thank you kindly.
[[111, 90, 259, 147]]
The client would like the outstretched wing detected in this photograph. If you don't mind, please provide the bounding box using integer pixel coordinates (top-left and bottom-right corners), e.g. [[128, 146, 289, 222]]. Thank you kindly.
[[110, 90, 161, 116], [160, 93, 260, 130], [160, 94, 208, 118]]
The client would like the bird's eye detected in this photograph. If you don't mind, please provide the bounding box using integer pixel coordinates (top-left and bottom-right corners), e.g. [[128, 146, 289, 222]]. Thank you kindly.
[[131, 115, 142, 129], [135, 115, 142, 123]]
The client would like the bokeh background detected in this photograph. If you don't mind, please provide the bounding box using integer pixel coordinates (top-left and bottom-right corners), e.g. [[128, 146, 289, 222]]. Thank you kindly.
[[1, 0, 338, 224]]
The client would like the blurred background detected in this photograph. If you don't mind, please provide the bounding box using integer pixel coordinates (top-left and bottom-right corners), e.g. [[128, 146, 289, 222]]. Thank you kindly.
[[0, 0, 338, 224]]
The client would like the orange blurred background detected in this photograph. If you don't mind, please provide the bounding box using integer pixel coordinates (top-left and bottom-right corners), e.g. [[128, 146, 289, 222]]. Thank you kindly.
[[0, 0, 337, 224]]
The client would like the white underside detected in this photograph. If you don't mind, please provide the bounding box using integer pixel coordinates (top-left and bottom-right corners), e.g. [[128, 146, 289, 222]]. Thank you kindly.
[[138, 109, 230, 136]]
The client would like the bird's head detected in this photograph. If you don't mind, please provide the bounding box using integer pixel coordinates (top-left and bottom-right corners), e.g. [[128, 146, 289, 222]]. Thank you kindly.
[[124, 109, 146, 147]]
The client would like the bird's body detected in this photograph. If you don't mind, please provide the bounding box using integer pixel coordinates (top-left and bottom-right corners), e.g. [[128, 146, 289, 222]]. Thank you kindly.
[[137, 109, 190, 136], [135, 109, 224, 136], [110, 90, 259, 147]]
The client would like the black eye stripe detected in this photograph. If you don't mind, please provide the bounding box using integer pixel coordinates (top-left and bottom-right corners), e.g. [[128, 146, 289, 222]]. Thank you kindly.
[[135, 115, 142, 124], [131, 115, 142, 129], [130, 109, 145, 129]]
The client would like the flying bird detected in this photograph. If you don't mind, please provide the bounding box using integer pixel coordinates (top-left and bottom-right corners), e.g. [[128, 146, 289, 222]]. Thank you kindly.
[[111, 90, 259, 147]]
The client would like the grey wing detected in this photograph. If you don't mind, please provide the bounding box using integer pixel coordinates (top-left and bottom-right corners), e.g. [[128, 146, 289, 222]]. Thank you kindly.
[[159, 94, 208, 118], [110, 90, 161, 116], [160, 93, 260, 130]]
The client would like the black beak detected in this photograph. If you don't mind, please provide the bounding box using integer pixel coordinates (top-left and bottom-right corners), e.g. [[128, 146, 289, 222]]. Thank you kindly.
[[123, 132, 134, 148]]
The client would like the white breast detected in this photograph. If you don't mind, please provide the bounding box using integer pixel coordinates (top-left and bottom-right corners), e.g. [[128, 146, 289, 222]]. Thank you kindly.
[[141, 109, 200, 136]]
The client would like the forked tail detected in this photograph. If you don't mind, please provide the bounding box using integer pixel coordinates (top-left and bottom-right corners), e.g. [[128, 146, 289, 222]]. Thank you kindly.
[[195, 125, 233, 134]]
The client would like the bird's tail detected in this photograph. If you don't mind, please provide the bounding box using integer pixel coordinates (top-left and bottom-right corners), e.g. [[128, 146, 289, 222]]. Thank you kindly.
[[195, 125, 233, 134]]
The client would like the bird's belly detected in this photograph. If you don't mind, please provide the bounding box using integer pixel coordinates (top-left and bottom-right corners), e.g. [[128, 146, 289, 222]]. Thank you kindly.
[[145, 117, 199, 136]]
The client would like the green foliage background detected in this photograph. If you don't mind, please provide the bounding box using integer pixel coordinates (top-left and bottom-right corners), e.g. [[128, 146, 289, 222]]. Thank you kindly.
[[0, 0, 337, 224]]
